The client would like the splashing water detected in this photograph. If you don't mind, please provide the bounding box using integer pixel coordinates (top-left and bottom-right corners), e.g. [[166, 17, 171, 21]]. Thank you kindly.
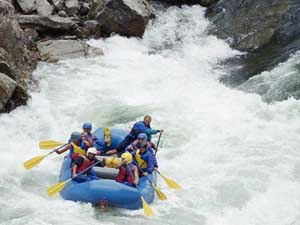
[[1, 5, 300, 225]]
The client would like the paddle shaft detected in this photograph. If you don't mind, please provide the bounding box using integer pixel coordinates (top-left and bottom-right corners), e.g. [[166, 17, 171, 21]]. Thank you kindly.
[[132, 158, 155, 185], [155, 132, 162, 155], [47, 143, 69, 156]]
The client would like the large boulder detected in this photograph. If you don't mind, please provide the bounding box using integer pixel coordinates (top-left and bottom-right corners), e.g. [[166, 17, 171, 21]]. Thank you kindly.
[[17, 15, 78, 32], [37, 39, 103, 63], [0, 72, 16, 111], [95, 0, 152, 37]]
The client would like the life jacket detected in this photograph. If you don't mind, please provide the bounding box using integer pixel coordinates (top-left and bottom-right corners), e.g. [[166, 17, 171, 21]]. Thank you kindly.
[[116, 163, 135, 185], [73, 155, 95, 174], [134, 149, 148, 169], [71, 142, 86, 155]]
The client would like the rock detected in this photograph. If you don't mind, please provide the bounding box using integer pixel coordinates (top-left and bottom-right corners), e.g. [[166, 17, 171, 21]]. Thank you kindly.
[[0, 61, 14, 79], [213, 0, 300, 91], [79, 2, 90, 16], [88, 0, 105, 19], [206, 0, 300, 51], [152, 0, 218, 7], [36, 0, 53, 16], [15, 0, 35, 14], [23, 28, 40, 46], [58, 10, 68, 17], [83, 20, 101, 37], [37, 39, 85, 62], [0, 0, 14, 16], [74, 26, 90, 38], [37, 39, 104, 62], [52, 0, 64, 11], [0, 1, 37, 112], [3, 84, 29, 112], [65, 0, 79, 16], [0, 72, 17, 111], [95, 0, 152, 37], [17, 15, 78, 32], [15, 0, 53, 16]]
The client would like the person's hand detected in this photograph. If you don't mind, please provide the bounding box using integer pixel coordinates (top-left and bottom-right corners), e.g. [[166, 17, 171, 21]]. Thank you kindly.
[[154, 167, 158, 171], [143, 172, 148, 176], [55, 149, 60, 154], [160, 129, 163, 133]]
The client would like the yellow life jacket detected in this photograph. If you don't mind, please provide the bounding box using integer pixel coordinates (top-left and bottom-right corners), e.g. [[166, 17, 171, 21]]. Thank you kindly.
[[105, 157, 120, 168], [135, 149, 147, 169], [72, 142, 86, 155]]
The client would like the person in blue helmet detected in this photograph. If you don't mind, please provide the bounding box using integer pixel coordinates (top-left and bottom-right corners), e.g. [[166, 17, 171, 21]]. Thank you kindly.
[[126, 133, 156, 152], [55, 131, 83, 155], [132, 141, 157, 176], [80, 122, 95, 150], [106, 115, 163, 155]]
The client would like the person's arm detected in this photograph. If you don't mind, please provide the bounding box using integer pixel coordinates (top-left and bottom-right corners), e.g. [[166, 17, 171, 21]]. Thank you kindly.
[[81, 133, 93, 148], [72, 164, 78, 177], [145, 154, 155, 174], [56, 143, 71, 154], [133, 167, 139, 185]]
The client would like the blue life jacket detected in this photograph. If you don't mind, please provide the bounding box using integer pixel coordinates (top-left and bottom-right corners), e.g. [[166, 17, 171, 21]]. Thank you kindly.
[[130, 121, 159, 141]]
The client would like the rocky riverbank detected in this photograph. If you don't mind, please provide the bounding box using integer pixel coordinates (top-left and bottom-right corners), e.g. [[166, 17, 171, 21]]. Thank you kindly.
[[0, 0, 152, 113]]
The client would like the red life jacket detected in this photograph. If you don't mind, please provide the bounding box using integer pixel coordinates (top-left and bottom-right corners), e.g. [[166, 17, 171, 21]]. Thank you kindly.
[[72, 155, 95, 174], [116, 164, 135, 185]]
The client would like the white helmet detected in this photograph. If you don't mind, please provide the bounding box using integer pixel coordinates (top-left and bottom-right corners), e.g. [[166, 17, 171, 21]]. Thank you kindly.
[[87, 147, 97, 155]]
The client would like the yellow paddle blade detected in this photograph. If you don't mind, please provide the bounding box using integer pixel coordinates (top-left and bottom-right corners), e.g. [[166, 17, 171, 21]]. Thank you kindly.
[[160, 174, 181, 190], [141, 197, 154, 217], [152, 184, 167, 201], [23, 155, 46, 170], [39, 140, 65, 149], [47, 179, 71, 197]]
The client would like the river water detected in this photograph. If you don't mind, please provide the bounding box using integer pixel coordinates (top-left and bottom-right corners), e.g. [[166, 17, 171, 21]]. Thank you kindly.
[[1, 5, 300, 225]]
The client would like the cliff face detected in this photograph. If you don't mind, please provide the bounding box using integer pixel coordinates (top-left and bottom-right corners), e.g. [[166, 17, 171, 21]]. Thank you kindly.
[[0, 0, 37, 112], [206, 0, 300, 88]]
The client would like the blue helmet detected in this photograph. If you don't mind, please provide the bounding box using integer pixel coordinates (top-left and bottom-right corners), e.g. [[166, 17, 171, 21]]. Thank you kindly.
[[82, 122, 92, 130], [137, 133, 147, 140]]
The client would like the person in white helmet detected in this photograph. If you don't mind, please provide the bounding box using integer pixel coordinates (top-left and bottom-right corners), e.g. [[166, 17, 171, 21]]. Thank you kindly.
[[72, 147, 104, 183]]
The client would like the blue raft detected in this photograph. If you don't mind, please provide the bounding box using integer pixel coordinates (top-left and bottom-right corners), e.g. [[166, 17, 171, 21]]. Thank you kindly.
[[59, 128, 156, 209]]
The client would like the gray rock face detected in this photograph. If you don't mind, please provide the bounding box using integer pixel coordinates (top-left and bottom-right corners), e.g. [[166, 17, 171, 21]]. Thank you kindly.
[[0, 72, 17, 110], [37, 39, 103, 63], [17, 15, 77, 32], [207, 0, 300, 51], [0, 0, 37, 112], [95, 0, 151, 37]]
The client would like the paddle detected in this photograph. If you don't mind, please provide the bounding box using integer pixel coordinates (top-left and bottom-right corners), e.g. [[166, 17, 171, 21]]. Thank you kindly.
[[23, 144, 68, 170], [154, 132, 162, 155], [137, 186, 155, 217], [39, 140, 66, 149], [47, 160, 102, 196], [133, 159, 167, 201], [156, 170, 181, 190], [152, 132, 182, 190]]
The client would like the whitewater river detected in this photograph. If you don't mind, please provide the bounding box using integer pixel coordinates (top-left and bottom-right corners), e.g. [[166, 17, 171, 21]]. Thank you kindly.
[[1, 5, 300, 225]]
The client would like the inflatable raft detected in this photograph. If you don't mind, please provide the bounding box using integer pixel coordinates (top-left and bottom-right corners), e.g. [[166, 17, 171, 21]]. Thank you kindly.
[[58, 128, 156, 209]]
